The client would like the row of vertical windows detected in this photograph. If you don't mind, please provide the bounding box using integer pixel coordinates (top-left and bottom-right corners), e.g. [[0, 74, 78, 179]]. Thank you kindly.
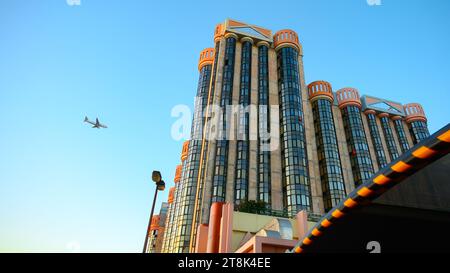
[[234, 41, 252, 205], [393, 119, 410, 153], [409, 121, 430, 144], [212, 37, 237, 203], [257, 45, 272, 206], [277, 46, 311, 216], [380, 116, 400, 161], [366, 114, 388, 169], [341, 106, 374, 186], [312, 99, 346, 211]]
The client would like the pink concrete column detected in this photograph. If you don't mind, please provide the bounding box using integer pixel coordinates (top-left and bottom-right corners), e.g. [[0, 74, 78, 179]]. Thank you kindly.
[[296, 210, 308, 240], [219, 203, 234, 253], [194, 224, 209, 253], [206, 202, 224, 253]]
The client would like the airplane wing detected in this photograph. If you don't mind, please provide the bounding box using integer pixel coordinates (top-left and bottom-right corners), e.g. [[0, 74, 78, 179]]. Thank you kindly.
[[96, 118, 107, 128]]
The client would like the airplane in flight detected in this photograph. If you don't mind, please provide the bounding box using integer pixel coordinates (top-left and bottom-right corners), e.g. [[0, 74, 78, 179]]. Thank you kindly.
[[84, 116, 108, 129]]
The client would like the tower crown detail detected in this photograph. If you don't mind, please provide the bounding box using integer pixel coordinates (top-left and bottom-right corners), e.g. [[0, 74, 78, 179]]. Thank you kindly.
[[307, 81, 334, 102], [198, 48, 214, 71], [273, 29, 300, 51], [336, 87, 362, 109], [214, 23, 225, 42], [174, 164, 182, 183], [404, 103, 427, 123], [181, 140, 189, 162]]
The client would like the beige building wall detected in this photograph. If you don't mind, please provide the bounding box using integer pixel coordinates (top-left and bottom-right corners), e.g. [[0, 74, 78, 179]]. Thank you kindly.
[[248, 43, 260, 201], [268, 47, 283, 210]]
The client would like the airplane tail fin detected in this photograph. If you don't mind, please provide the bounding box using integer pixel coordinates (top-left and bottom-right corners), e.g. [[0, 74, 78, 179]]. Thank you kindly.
[[84, 116, 88, 122]]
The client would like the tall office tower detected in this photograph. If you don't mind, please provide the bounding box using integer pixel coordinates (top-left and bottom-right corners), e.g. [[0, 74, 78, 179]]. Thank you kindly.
[[160, 19, 431, 253]]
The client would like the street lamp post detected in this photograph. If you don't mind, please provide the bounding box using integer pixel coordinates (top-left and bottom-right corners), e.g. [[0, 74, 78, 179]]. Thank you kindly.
[[143, 170, 166, 253]]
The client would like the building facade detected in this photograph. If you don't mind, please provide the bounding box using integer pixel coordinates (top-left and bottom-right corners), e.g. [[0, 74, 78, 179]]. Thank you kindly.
[[158, 19, 430, 253], [146, 202, 168, 253]]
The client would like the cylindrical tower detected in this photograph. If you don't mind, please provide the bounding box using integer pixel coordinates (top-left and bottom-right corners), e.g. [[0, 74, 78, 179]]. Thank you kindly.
[[307, 81, 346, 211], [336, 87, 374, 186], [147, 215, 161, 253], [378, 112, 400, 161], [173, 47, 215, 255], [392, 115, 410, 153], [274, 29, 311, 215], [234, 38, 253, 205], [403, 103, 430, 144], [190, 33, 224, 252], [257, 40, 272, 207], [363, 110, 388, 169], [211, 33, 238, 203]]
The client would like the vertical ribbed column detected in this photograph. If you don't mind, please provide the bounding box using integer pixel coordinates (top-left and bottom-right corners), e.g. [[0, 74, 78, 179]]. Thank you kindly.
[[234, 38, 252, 205], [364, 110, 388, 169], [257, 42, 271, 207], [212, 34, 237, 203], [392, 116, 410, 153], [172, 140, 189, 252], [307, 81, 346, 211], [379, 113, 400, 161], [336, 88, 374, 186], [173, 48, 214, 253], [274, 30, 311, 215], [404, 103, 430, 144]]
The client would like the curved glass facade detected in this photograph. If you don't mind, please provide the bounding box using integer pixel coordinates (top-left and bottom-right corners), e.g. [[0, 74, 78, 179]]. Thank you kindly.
[[190, 42, 221, 252], [234, 41, 252, 205], [312, 99, 346, 211], [365, 113, 388, 169], [380, 116, 400, 161], [341, 106, 374, 186], [171, 63, 212, 253], [212, 37, 236, 203], [277, 46, 311, 215], [393, 119, 410, 153], [257, 45, 271, 206], [409, 121, 430, 144]]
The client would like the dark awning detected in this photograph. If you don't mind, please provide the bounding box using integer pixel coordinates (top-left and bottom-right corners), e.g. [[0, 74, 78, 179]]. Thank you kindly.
[[290, 123, 450, 253]]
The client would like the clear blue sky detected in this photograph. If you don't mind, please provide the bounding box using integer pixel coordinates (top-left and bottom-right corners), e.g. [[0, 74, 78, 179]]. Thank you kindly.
[[1, 0, 449, 252]]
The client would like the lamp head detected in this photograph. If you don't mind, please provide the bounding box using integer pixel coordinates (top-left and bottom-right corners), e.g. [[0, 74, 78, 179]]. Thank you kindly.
[[157, 181, 165, 191], [152, 171, 162, 183]]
